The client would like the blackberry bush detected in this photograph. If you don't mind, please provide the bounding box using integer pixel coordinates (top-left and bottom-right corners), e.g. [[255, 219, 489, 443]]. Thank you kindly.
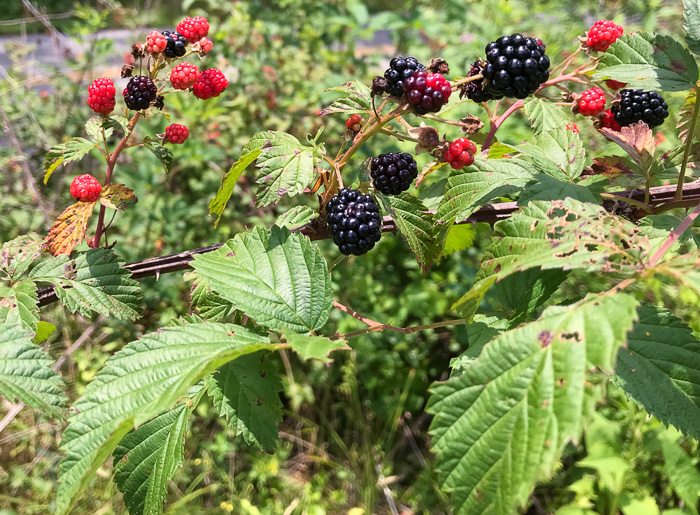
[[325, 189, 382, 255], [370, 152, 418, 195], [612, 89, 669, 128]]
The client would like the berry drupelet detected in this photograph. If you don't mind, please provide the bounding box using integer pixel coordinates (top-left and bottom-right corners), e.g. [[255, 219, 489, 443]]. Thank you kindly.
[[612, 89, 669, 128], [370, 152, 419, 195], [384, 56, 425, 97], [325, 189, 382, 256]]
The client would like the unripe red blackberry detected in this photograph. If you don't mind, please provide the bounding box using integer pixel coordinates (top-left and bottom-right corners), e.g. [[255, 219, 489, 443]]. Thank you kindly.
[[384, 56, 426, 97], [345, 113, 362, 129], [403, 70, 452, 114], [162, 31, 187, 58], [577, 87, 606, 116], [169, 62, 200, 90], [192, 68, 228, 99], [612, 89, 669, 128], [600, 108, 622, 132], [70, 174, 102, 202], [370, 152, 418, 195], [165, 123, 189, 144], [586, 20, 624, 52], [123, 75, 157, 111], [87, 77, 116, 114], [444, 137, 477, 170], [177, 16, 210, 43], [146, 30, 167, 54], [198, 37, 213, 54], [326, 189, 382, 256]]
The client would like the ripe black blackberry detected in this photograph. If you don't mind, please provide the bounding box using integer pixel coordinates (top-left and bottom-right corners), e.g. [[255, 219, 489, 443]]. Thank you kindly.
[[612, 89, 669, 128], [123, 76, 157, 111], [481, 33, 550, 100], [162, 31, 187, 58], [325, 189, 382, 256], [370, 152, 418, 195], [384, 56, 426, 97]]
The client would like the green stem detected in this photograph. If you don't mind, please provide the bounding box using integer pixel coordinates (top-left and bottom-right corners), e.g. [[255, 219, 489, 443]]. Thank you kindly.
[[675, 86, 700, 201]]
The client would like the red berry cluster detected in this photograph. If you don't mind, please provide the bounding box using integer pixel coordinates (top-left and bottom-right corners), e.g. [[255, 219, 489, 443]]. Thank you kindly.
[[87, 78, 116, 114], [587, 19, 624, 52], [404, 71, 452, 114], [444, 138, 477, 170], [578, 87, 606, 116], [346, 114, 362, 130], [165, 124, 189, 144], [177, 16, 210, 43], [170, 62, 201, 90], [70, 174, 102, 202], [146, 30, 167, 53], [193, 68, 228, 99]]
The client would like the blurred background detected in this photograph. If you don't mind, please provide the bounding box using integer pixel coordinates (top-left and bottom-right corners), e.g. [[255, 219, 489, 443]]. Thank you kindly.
[[1, 1, 699, 514]]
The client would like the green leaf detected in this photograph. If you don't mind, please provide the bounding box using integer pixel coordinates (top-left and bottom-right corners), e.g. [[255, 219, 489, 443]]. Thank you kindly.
[[453, 199, 645, 320], [283, 330, 349, 363], [442, 224, 476, 257], [0, 323, 65, 415], [144, 141, 173, 174], [517, 127, 586, 181], [113, 403, 192, 515], [523, 97, 570, 135], [518, 174, 602, 205], [34, 321, 56, 344], [615, 305, 700, 440], [677, 90, 700, 144], [85, 117, 113, 142], [205, 351, 283, 450], [255, 131, 321, 208], [188, 278, 237, 322], [30, 249, 142, 320], [56, 323, 279, 515], [320, 80, 372, 115], [0, 236, 44, 280], [191, 227, 332, 333], [638, 215, 700, 258], [450, 315, 508, 374], [0, 278, 39, 332], [99, 184, 138, 211], [209, 133, 268, 228], [435, 157, 536, 224], [43, 137, 97, 184], [594, 33, 699, 92], [382, 193, 438, 273], [275, 205, 315, 229], [651, 142, 700, 182], [428, 294, 639, 515], [656, 427, 700, 515], [684, 0, 700, 56]]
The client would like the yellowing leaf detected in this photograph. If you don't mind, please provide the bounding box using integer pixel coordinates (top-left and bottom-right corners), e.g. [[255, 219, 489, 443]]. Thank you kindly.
[[44, 202, 96, 256], [100, 184, 138, 210], [600, 120, 656, 169]]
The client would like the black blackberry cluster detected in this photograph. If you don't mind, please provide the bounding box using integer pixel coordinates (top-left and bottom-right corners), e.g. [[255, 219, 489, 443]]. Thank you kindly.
[[612, 89, 669, 128], [326, 189, 382, 256], [162, 31, 187, 58], [384, 56, 425, 97], [479, 34, 550, 100], [123, 76, 157, 111], [370, 152, 418, 195]]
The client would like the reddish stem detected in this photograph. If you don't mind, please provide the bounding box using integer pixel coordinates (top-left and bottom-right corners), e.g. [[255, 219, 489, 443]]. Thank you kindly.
[[482, 100, 524, 151], [646, 202, 700, 267]]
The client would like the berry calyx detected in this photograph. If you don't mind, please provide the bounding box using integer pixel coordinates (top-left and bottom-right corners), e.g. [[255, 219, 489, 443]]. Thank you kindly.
[[404, 70, 452, 115], [146, 30, 167, 54], [612, 89, 669, 128], [345, 114, 362, 128], [325, 189, 382, 256], [606, 79, 627, 90], [384, 56, 426, 98], [162, 31, 187, 58], [600, 108, 622, 132], [577, 87, 606, 116], [481, 33, 551, 100], [169, 62, 200, 90], [370, 152, 419, 195], [198, 37, 213, 54], [177, 16, 210, 43], [70, 174, 102, 202], [192, 68, 228, 99], [444, 137, 477, 170], [165, 124, 189, 144], [566, 123, 580, 133], [87, 77, 116, 114], [123, 75, 158, 111], [586, 20, 624, 52]]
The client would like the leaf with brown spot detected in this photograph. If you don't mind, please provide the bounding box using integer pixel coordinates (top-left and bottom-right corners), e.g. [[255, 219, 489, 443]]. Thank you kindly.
[[600, 121, 656, 170], [43, 202, 96, 256], [99, 184, 138, 211]]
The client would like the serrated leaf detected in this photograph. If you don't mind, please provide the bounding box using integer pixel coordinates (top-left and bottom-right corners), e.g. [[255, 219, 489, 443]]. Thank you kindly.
[[435, 158, 536, 224], [428, 294, 639, 515], [0, 323, 65, 415], [144, 142, 173, 174], [684, 0, 700, 56], [102, 116, 129, 134], [99, 184, 138, 210], [320, 80, 372, 115], [283, 330, 349, 363], [615, 305, 700, 440], [43, 201, 96, 256], [651, 142, 700, 182], [450, 315, 508, 375], [275, 205, 315, 229], [209, 133, 269, 228], [600, 121, 656, 171], [656, 427, 700, 515], [34, 321, 56, 344], [518, 174, 602, 205], [43, 137, 97, 184], [517, 127, 586, 180], [639, 215, 700, 257], [0, 278, 39, 332], [583, 156, 639, 189], [442, 224, 476, 257], [382, 193, 438, 273], [255, 131, 320, 207], [85, 117, 113, 142], [189, 278, 237, 322], [0, 236, 44, 280], [677, 89, 700, 144], [191, 227, 332, 333], [56, 323, 280, 515], [113, 404, 191, 515], [205, 351, 283, 450], [30, 249, 142, 320], [523, 97, 570, 135], [453, 199, 645, 320], [594, 32, 699, 92]]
